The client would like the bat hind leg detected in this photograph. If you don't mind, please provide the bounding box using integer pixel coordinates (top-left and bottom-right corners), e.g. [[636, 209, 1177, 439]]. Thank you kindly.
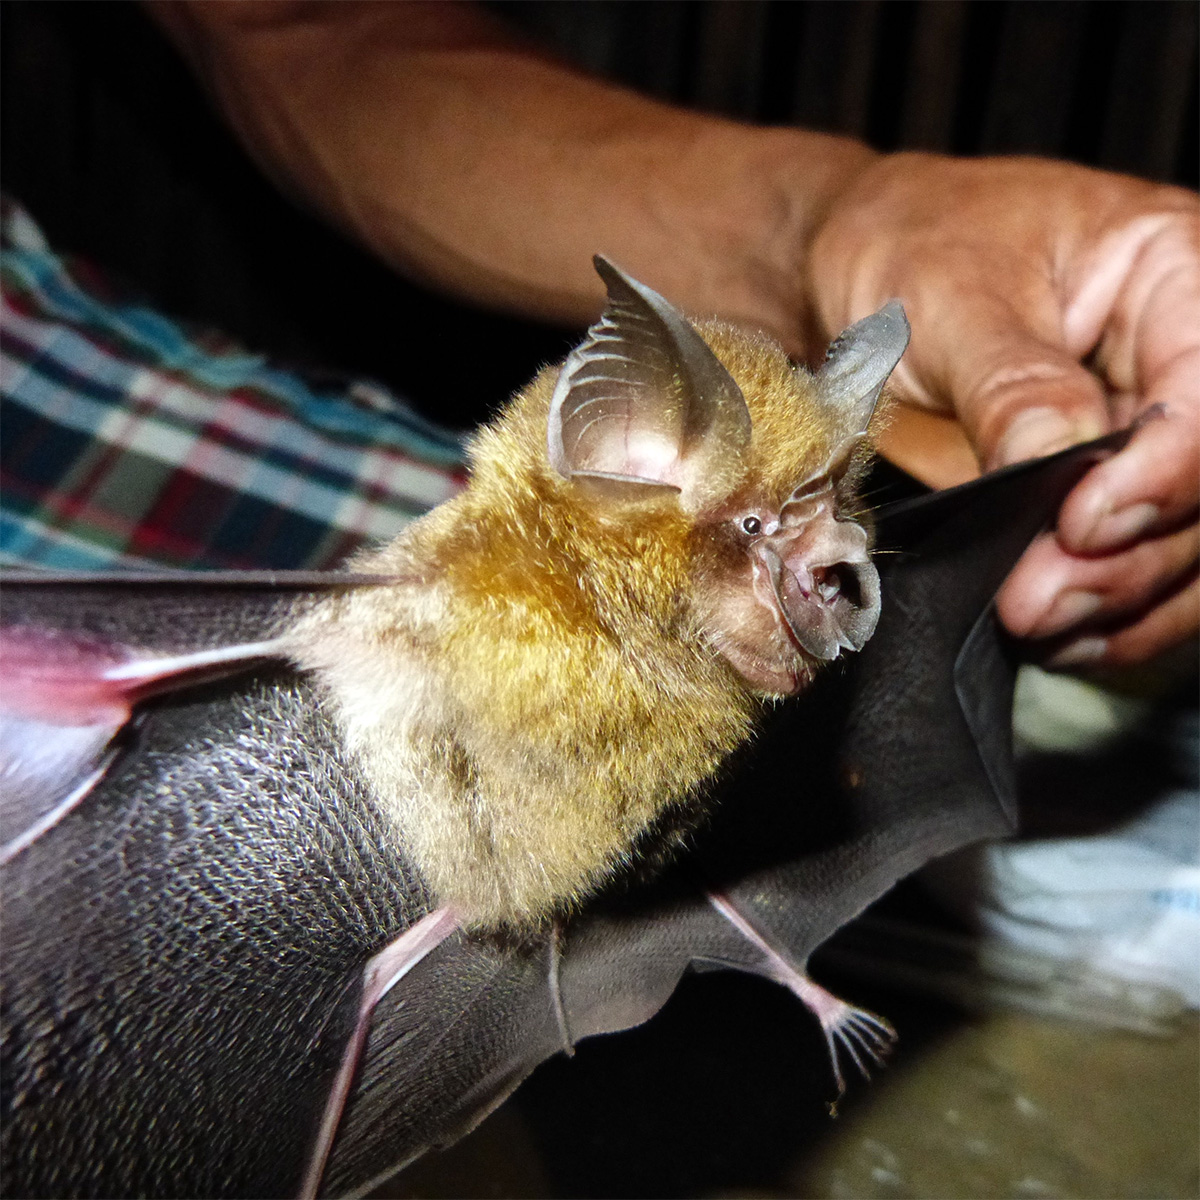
[[707, 890, 895, 1095], [548, 918, 574, 1056], [300, 905, 461, 1200]]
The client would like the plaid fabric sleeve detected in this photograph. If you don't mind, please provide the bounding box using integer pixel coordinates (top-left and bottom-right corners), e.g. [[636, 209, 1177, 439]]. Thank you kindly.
[[0, 199, 468, 570]]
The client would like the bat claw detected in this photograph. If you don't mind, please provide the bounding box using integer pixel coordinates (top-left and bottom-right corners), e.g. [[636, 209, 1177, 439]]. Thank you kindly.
[[825, 1004, 896, 1093], [818, 994, 896, 1095]]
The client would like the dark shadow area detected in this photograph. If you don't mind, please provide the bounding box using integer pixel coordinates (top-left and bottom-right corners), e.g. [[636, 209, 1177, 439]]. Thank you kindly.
[[3, 1, 1195, 438], [512, 964, 969, 1199]]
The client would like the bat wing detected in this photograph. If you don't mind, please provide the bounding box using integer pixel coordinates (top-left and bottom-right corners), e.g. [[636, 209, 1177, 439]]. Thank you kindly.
[[0, 571, 572, 1197], [320, 430, 1135, 1189], [1, 665, 436, 1198], [0, 571, 388, 860], [0, 432, 1134, 1197]]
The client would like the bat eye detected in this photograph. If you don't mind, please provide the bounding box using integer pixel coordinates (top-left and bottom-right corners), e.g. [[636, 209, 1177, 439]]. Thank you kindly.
[[741, 515, 762, 536]]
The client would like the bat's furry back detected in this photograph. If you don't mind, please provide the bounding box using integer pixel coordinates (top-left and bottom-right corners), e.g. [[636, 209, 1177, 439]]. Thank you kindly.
[[290, 261, 909, 928]]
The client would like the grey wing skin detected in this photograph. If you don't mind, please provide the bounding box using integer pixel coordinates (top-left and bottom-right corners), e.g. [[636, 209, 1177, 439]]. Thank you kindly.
[[323, 895, 756, 1196], [0, 671, 435, 1198], [0, 570, 387, 651]]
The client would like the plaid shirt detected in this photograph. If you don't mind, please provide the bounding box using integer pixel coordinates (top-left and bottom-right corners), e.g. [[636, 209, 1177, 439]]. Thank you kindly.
[[0, 200, 467, 571]]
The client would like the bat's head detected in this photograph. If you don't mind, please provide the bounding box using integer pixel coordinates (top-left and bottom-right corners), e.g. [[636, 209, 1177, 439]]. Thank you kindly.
[[541, 256, 910, 697]]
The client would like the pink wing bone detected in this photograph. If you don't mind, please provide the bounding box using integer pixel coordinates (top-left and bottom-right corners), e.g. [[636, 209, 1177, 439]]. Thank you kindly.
[[0, 624, 287, 862], [0, 624, 289, 725], [298, 905, 463, 1200]]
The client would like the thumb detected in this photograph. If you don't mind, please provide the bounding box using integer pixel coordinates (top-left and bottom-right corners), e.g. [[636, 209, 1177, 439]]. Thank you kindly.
[[934, 302, 1111, 470]]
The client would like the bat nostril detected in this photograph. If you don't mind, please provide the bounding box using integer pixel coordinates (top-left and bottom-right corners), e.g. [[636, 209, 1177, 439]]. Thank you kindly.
[[839, 564, 863, 608], [812, 564, 862, 609], [810, 566, 838, 603]]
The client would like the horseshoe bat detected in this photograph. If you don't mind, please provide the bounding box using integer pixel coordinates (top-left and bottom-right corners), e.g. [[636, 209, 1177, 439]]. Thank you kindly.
[[0, 257, 1131, 1197]]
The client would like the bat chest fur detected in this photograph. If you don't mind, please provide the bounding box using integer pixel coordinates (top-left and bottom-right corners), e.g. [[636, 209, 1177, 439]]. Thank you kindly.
[[294, 581, 754, 929]]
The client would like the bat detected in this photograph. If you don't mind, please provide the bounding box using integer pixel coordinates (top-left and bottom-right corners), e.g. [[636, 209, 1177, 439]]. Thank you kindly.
[[0, 257, 1132, 1197], [283, 256, 905, 931], [320, 419, 1132, 1197]]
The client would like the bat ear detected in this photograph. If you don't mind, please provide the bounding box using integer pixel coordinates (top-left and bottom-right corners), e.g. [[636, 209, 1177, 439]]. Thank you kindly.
[[547, 256, 752, 504], [813, 300, 910, 459]]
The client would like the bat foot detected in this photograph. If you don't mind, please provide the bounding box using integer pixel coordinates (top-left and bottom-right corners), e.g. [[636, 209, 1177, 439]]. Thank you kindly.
[[706, 888, 895, 1095], [791, 980, 896, 1097]]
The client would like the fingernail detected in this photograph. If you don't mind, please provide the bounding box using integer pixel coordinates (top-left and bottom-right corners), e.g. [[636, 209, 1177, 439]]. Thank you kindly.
[[994, 409, 1104, 468], [1029, 589, 1104, 638], [1045, 636, 1109, 669], [1078, 501, 1161, 553]]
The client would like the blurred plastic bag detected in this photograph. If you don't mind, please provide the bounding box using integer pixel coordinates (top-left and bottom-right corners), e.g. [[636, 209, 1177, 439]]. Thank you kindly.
[[923, 664, 1199, 1024]]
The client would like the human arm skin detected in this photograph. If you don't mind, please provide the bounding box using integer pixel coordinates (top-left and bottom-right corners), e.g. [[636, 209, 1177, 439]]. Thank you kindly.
[[148, 0, 1199, 667], [146, 0, 873, 350]]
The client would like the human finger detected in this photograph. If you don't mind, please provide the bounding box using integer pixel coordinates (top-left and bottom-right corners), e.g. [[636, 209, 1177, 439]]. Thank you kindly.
[[1055, 207, 1200, 551], [997, 520, 1199, 642], [1044, 571, 1200, 670], [1056, 360, 1200, 555], [915, 285, 1113, 468]]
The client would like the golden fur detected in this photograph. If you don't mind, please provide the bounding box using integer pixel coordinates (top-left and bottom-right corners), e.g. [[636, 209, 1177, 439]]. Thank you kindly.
[[289, 320, 884, 928]]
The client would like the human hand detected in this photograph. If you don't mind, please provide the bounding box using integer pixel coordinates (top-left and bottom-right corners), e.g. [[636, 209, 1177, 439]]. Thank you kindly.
[[806, 153, 1199, 667]]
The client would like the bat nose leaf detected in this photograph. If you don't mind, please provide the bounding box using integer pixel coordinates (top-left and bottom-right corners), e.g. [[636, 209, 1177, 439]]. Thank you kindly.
[[761, 547, 880, 661]]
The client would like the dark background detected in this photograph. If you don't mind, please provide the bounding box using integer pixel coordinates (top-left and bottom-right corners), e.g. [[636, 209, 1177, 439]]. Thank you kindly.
[[3, 0, 1197, 431], [3, 4, 1197, 1196]]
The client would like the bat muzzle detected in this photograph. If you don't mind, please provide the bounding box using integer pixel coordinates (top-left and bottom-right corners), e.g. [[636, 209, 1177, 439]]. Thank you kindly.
[[756, 523, 880, 662]]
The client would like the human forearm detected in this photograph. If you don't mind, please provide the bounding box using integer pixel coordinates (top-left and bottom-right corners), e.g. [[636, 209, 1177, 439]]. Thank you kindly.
[[148, 0, 875, 353]]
